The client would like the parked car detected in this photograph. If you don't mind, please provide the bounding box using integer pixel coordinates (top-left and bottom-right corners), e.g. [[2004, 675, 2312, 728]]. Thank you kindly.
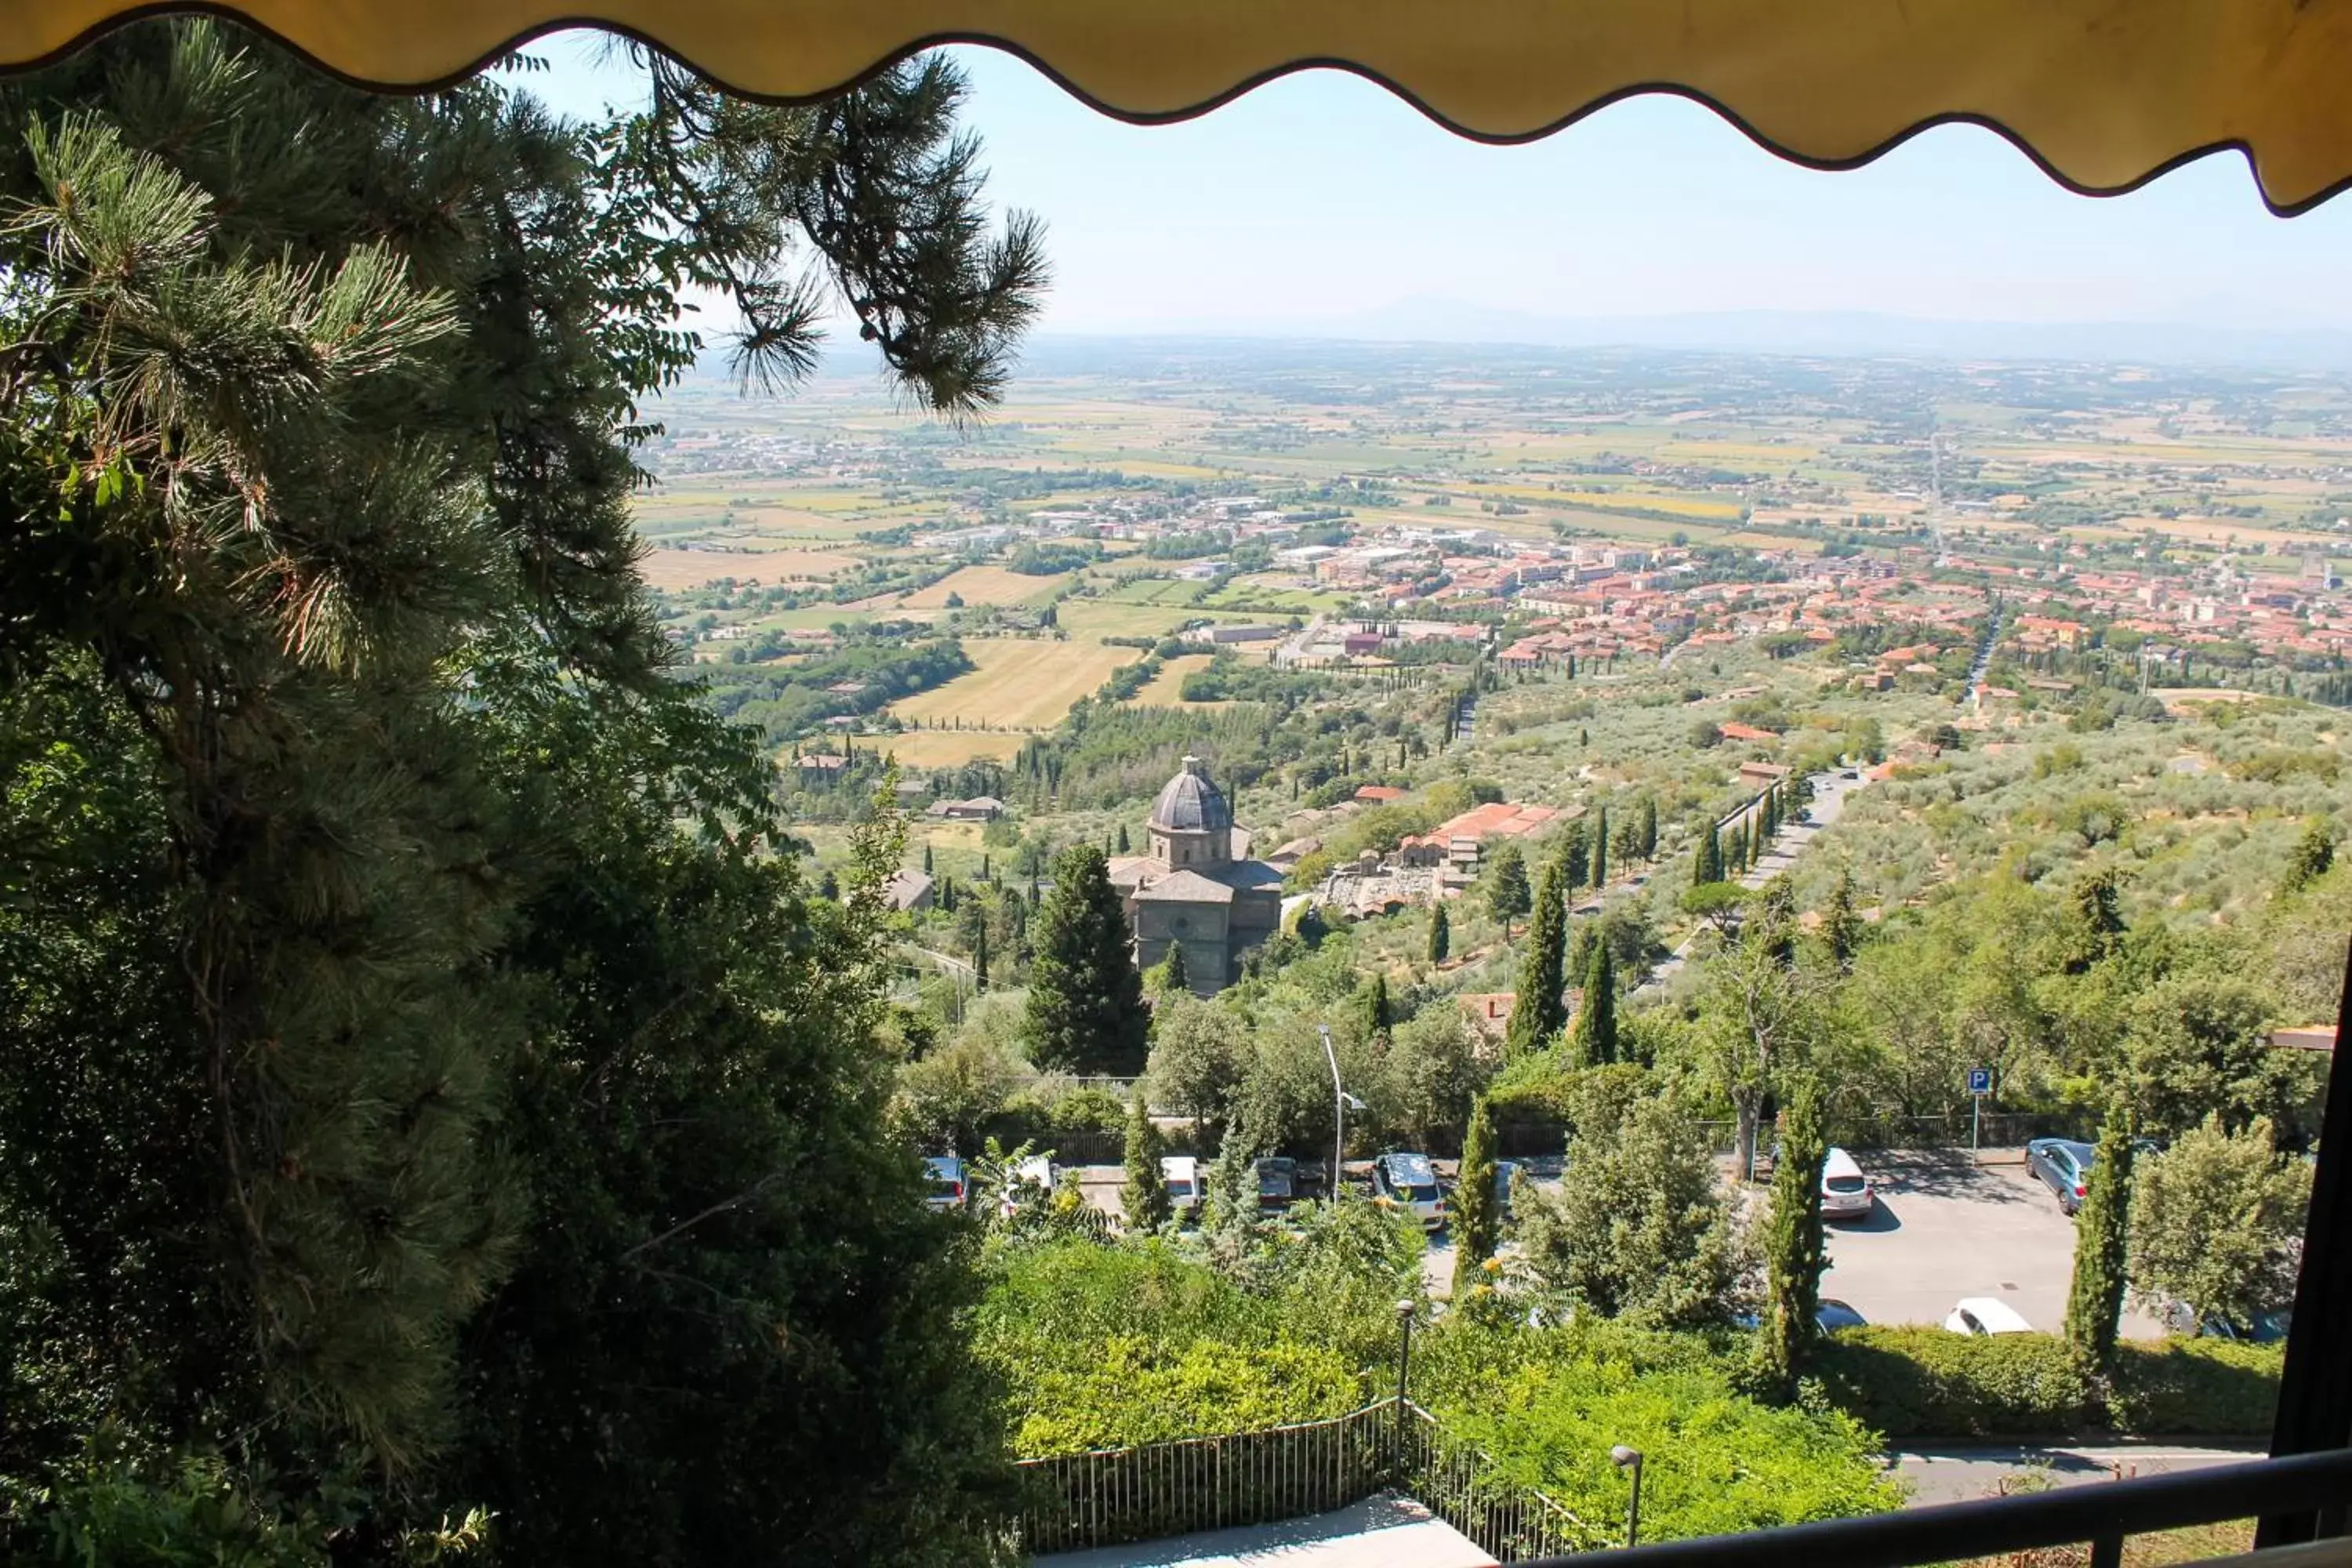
[[1820, 1146, 1875, 1221], [997, 1153, 1055, 1218], [1373, 1152, 1447, 1230], [1817, 1298, 1868, 1332], [2027, 1137, 2098, 1214], [1737, 1298, 1870, 1333], [923, 1155, 967, 1213], [1253, 1156, 1298, 1214], [1944, 1298, 2033, 1336], [2161, 1300, 2292, 1343], [1161, 1155, 1203, 1220], [1493, 1159, 1524, 1218]]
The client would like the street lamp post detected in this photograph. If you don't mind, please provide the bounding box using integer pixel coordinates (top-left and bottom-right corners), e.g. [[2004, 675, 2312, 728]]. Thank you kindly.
[[1610, 1445, 1644, 1549], [1319, 1024, 1364, 1200]]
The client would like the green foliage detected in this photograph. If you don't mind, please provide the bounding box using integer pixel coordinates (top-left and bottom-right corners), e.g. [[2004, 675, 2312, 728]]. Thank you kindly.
[[1813, 1327, 2089, 1438], [2107, 1339, 2285, 1435], [1122, 1097, 1172, 1232], [2063, 1115, 2135, 1377], [1518, 1069, 1748, 1329], [1419, 1319, 1897, 1544], [1484, 841, 1532, 931], [1570, 942, 1618, 1067], [2129, 1115, 2311, 1334], [1755, 1080, 1827, 1396], [1450, 1097, 1502, 1298], [1025, 844, 1151, 1074], [1507, 852, 1570, 1055], [1425, 902, 1450, 964], [2281, 815, 2336, 893]]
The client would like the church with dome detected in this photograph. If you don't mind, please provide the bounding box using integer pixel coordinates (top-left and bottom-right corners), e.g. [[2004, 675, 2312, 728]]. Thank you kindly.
[[1107, 756, 1285, 996]]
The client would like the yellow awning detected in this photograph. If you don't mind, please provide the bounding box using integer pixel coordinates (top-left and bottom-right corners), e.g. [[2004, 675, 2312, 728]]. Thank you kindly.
[[8, 0, 2351, 214]]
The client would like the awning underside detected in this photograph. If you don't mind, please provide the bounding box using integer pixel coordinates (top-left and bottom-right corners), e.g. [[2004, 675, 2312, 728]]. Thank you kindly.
[[5, 0, 2351, 214]]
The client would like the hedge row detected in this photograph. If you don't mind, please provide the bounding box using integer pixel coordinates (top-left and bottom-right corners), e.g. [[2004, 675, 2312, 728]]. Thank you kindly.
[[1815, 1327, 2284, 1439]]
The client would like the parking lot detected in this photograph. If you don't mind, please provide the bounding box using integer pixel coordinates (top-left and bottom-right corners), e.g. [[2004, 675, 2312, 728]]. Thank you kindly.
[[1819, 1150, 2165, 1337], [1073, 1148, 2161, 1338]]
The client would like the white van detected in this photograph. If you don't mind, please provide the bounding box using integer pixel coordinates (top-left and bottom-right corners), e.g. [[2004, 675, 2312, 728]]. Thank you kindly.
[[1161, 1155, 1203, 1220], [1820, 1146, 1875, 1220]]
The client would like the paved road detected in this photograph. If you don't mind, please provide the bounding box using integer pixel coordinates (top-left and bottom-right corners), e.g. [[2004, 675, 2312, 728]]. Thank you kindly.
[[1033, 1494, 1492, 1567], [1639, 768, 1867, 994], [1893, 1443, 2257, 1507], [1823, 1151, 2166, 1338]]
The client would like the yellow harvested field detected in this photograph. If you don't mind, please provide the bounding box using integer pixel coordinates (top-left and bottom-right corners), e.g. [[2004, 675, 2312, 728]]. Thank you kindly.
[[899, 564, 1069, 609], [893, 637, 1142, 731], [637, 546, 860, 590], [1128, 653, 1229, 707], [871, 729, 1023, 767]]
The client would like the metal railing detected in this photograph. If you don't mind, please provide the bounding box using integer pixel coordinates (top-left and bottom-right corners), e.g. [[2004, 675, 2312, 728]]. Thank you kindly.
[[1013, 1396, 1588, 1559], [1513, 1447, 2352, 1568]]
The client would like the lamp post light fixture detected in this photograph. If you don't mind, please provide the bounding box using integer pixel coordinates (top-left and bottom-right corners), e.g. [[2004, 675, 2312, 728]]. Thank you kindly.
[[1319, 1024, 1364, 1199], [1610, 1445, 1645, 1549]]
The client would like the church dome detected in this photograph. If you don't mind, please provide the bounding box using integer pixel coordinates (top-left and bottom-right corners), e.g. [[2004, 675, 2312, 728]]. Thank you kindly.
[[1151, 756, 1232, 833]]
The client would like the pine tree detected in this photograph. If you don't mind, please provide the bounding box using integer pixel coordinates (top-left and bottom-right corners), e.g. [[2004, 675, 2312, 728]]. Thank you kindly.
[[1427, 903, 1450, 965], [2065, 1114, 2137, 1378], [1450, 1095, 1503, 1297], [1121, 1094, 1171, 1232], [1755, 1079, 1829, 1396], [1486, 840, 1532, 938], [1025, 844, 1152, 1073], [1590, 804, 1609, 890], [1639, 797, 1659, 861], [1572, 942, 1618, 1066], [1508, 853, 1570, 1055]]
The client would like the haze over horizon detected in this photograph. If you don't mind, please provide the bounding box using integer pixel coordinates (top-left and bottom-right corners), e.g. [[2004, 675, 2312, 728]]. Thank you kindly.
[[532, 31, 2352, 361]]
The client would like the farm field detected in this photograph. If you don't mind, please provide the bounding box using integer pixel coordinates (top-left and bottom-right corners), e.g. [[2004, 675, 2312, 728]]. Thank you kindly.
[[638, 546, 865, 591], [873, 729, 1024, 768], [891, 637, 1142, 731], [898, 564, 1072, 609], [1127, 654, 1223, 707]]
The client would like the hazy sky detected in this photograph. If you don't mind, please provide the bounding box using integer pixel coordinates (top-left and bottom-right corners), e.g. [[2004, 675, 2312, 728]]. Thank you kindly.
[[531, 31, 2352, 336]]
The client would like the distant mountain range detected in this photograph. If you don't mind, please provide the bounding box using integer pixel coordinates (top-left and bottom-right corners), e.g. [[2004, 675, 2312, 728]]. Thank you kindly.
[[1019, 299, 2352, 372]]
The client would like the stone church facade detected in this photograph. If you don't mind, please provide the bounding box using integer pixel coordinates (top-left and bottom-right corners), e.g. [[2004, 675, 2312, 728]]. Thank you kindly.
[[1107, 756, 1283, 995]]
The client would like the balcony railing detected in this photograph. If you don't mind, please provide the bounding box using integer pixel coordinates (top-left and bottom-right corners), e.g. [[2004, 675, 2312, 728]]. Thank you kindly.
[[1515, 1447, 2352, 1568]]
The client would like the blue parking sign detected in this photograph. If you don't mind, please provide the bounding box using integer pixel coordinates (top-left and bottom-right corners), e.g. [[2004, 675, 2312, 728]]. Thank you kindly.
[[1968, 1068, 1993, 1097]]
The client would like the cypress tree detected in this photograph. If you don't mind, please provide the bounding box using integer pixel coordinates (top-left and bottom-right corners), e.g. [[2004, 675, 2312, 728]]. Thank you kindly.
[[1155, 940, 1192, 998], [1121, 1094, 1171, 1232], [1590, 804, 1609, 890], [1450, 1095, 1503, 1297], [1363, 972, 1392, 1040], [1427, 902, 1450, 965], [923, 844, 934, 873], [1697, 821, 1723, 884], [1024, 844, 1151, 1073], [981, 852, 991, 880], [973, 922, 990, 992], [1559, 818, 1592, 889], [1507, 853, 1570, 1055], [1822, 869, 1862, 972], [2064, 1114, 2137, 1379], [1572, 942, 1617, 1066], [1756, 1079, 1829, 1396], [1639, 796, 1659, 861], [1117, 822, 1132, 854]]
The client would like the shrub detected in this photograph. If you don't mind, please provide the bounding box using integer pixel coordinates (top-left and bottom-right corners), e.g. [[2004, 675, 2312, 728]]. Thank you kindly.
[[2109, 1339, 2284, 1436], [1003, 1336, 1359, 1456], [1813, 1327, 2087, 1437]]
